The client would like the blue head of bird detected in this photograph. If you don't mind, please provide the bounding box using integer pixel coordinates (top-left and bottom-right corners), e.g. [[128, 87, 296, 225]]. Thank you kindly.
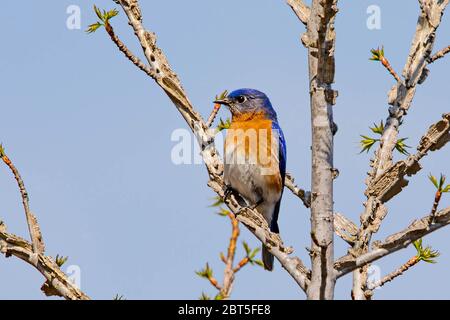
[[214, 88, 277, 122]]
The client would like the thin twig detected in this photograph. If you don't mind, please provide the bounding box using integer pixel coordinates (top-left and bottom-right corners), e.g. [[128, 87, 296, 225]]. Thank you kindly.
[[285, 173, 311, 208], [430, 189, 442, 221], [367, 256, 418, 290], [428, 45, 450, 63], [207, 275, 222, 291], [206, 103, 222, 128], [220, 211, 240, 298], [233, 257, 250, 273], [0, 149, 44, 254], [200, 211, 259, 299], [335, 206, 450, 277], [381, 58, 402, 83], [104, 22, 156, 79]]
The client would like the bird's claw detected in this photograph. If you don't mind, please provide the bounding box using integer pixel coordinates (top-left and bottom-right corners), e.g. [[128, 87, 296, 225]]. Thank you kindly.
[[223, 185, 234, 201]]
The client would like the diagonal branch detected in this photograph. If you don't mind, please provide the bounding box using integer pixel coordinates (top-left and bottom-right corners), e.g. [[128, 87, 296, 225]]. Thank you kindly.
[[103, 20, 155, 78], [0, 147, 44, 254], [367, 256, 419, 290], [0, 222, 89, 300], [285, 173, 311, 208], [335, 206, 450, 277], [428, 44, 450, 63], [113, 0, 311, 292], [365, 113, 450, 204], [287, 0, 311, 25], [334, 213, 358, 245]]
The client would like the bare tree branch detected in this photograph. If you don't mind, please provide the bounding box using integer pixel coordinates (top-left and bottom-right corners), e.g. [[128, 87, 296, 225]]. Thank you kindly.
[[370, 47, 403, 84], [0, 147, 44, 254], [366, 238, 440, 292], [367, 256, 419, 291], [285, 173, 311, 208], [0, 221, 89, 299], [220, 210, 240, 298], [335, 206, 450, 277], [352, 0, 449, 299], [303, 0, 339, 300], [334, 213, 358, 245], [287, 0, 311, 25], [365, 113, 450, 203], [428, 44, 450, 63], [103, 20, 155, 78], [0, 146, 90, 299], [112, 0, 312, 292]]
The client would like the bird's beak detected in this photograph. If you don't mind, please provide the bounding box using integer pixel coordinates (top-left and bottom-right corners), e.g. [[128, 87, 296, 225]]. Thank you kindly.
[[213, 97, 231, 106]]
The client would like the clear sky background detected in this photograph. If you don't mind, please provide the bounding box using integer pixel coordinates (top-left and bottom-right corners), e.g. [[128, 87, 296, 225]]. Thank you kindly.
[[0, 0, 448, 300]]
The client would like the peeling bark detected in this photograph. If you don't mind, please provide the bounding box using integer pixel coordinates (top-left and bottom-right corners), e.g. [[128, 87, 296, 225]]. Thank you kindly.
[[305, 0, 339, 300]]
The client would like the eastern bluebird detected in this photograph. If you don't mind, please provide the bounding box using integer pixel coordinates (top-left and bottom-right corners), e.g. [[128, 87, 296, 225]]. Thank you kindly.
[[214, 88, 286, 271]]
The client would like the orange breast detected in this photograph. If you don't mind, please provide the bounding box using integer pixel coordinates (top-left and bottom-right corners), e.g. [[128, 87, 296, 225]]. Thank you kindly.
[[225, 116, 279, 172]]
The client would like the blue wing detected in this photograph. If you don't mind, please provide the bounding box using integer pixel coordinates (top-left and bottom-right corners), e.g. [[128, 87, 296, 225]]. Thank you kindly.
[[270, 121, 286, 233]]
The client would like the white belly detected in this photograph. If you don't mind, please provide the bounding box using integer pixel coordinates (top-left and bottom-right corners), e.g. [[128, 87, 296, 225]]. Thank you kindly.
[[224, 142, 281, 224]]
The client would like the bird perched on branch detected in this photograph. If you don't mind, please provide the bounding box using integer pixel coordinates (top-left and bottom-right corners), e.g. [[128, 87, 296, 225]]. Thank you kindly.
[[214, 88, 287, 271]]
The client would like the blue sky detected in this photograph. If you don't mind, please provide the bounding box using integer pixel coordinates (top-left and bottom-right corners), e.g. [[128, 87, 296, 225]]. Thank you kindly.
[[0, 1, 449, 299]]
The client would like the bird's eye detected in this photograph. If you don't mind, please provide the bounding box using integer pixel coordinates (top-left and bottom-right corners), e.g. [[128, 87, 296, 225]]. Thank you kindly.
[[236, 95, 247, 103]]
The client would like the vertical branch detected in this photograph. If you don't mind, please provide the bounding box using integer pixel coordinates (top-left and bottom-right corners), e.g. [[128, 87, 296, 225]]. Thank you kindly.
[[197, 209, 263, 299], [0, 147, 44, 254], [220, 211, 240, 298], [352, 0, 449, 300], [305, 0, 338, 300]]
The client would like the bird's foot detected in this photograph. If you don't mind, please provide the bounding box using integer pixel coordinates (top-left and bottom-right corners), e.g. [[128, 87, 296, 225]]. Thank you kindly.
[[250, 199, 264, 211], [223, 185, 234, 202]]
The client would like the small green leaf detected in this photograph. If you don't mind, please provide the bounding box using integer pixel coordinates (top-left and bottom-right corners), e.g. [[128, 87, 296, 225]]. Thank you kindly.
[[413, 239, 422, 252], [439, 174, 446, 191], [0, 143, 4, 157], [442, 184, 450, 193], [370, 120, 384, 135], [55, 254, 68, 267], [429, 174, 439, 189], [217, 208, 230, 217], [359, 135, 379, 153], [252, 259, 264, 267], [370, 46, 384, 61], [86, 21, 103, 33], [413, 238, 439, 264], [395, 138, 411, 155], [104, 8, 119, 22], [199, 292, 210, 300], [217, 118, 231, 132], [209, 196, 224, 207], [248, 247, 260, 260], [94, 5, 103, 20], [242, 241, 251, 256], [196, 263, 213, 279], [215, 90, 229, 101], [214, 293, 225, 300]]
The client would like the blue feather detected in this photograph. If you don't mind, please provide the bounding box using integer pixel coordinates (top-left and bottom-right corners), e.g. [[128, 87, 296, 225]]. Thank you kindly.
[[270, 121, 286, 233]]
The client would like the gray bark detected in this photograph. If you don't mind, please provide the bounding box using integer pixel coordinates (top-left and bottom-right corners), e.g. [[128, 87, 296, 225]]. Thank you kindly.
[[305, 0, 338, 300], [351, 0, 449, 299]]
